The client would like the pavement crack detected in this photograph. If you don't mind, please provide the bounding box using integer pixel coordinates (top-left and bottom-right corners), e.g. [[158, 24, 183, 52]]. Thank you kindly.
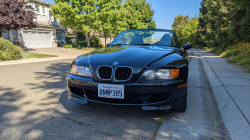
[[151, 110, 168, 140]]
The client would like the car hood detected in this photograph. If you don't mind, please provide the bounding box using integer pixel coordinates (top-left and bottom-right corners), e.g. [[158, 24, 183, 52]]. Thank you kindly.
[[76, 45, 180, 70]]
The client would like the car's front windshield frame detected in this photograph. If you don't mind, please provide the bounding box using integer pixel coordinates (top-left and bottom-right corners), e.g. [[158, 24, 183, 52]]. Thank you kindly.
[[110, 29, 179, 48]]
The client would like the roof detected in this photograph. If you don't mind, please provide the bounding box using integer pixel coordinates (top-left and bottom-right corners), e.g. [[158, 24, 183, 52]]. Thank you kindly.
[[29, 0, 51, 5], [37, 21, 59, 27]]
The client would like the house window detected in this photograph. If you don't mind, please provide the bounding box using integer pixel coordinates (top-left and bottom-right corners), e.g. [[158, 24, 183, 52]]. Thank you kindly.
[[36, 5, 40, 13], [42, 6, 46, 15], [57, 32, 61, 40]]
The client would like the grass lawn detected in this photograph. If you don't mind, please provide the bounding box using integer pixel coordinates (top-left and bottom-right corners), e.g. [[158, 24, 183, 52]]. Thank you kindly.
[[22, 53, 58, 58], [69, 47, 97, 52]]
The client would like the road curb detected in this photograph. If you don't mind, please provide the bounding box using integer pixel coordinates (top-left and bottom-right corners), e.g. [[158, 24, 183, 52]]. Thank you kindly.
[[198, 49, 250, 140]]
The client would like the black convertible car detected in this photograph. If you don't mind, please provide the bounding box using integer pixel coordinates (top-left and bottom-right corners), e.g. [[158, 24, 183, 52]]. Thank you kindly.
[[66, 29, 191, 111]]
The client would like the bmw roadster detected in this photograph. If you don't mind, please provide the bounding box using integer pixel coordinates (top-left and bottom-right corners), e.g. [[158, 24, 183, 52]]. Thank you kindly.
[[66, 29, 192, 111]]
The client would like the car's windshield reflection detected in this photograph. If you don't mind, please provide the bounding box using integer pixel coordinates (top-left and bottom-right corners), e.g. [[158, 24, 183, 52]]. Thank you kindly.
[[111, 29, 178, 47]]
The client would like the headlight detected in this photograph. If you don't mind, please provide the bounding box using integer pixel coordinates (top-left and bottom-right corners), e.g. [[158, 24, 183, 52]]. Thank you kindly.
[[70, 65, 92, 77], [139, 69, 179, 80]]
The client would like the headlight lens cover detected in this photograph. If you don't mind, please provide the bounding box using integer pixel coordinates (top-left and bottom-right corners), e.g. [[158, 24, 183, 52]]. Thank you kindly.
[[139, 69, 179, 80], [70, 65, 92, 77]]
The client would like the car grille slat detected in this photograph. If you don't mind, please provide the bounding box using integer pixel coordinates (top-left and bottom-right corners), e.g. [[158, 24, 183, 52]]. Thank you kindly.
[[115, 67, 132, 81], [98, 66, 112, 79]]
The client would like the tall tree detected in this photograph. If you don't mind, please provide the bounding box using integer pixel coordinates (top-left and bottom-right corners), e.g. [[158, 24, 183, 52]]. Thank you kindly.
[[123, 0, 156, 29], [172, 15, 198, 46], [228, 0, 250, 43], [52, 0, 128, 47], [196, 0, 208, 47], [0, 0, 37, 37], [52, 0, 100, 48], [98, 0, 128, 45], [172, 15, 189, 46]]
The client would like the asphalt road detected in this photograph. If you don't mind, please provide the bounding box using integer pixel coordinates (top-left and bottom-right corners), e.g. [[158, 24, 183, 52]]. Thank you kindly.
[[0, 50, 229, 140]]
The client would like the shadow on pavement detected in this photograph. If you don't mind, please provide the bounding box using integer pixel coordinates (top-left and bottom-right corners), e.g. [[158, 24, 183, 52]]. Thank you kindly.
[[0, 61, 163, 140]]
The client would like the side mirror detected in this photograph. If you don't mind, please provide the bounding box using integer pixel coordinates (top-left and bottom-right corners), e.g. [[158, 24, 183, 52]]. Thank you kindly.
[[183, 44, 192, 50], [106, 43, 111, 47]]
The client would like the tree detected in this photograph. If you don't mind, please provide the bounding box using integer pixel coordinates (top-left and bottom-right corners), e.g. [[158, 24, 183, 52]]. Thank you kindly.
[[52, 0, 128, 47], [228, 0, 250, 43], [0, 0, 37, 37], [196, 0, 208, 47], [51, 0, 100, 48], [172, 15, 189, 46], [123, 0, 156, 29], [172, 15, 199, 46], [98, 0, 128, 45]]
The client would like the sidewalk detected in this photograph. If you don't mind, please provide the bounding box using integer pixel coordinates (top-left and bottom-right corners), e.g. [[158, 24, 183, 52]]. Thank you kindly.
[[156, 49, 230, 140], [156, 49, 250, 140], [0, 48, 88, 66], [199, 49, 250, 140]]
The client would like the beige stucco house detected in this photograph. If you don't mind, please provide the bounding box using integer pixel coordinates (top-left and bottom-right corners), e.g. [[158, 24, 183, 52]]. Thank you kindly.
[[1, 0, 66, 48]]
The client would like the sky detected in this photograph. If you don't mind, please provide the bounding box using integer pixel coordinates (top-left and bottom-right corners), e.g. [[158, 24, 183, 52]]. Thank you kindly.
[[147, 0, 202, 29], [44, 0, 202, 30]]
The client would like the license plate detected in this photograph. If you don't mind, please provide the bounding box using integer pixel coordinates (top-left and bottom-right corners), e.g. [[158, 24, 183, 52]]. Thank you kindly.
[[98, 84, 124, 99]]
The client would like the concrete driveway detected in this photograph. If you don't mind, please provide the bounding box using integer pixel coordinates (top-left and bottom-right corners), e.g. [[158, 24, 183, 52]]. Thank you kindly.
[[0, 48, 89, 66]]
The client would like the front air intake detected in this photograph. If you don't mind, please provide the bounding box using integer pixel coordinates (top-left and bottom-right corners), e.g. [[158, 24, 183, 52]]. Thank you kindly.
[[115, 67, 133, 81], [98, 66, 112, 80]]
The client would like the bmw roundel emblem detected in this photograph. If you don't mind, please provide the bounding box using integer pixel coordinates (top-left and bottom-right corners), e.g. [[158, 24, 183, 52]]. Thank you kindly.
[[112, 61, 120, 66]]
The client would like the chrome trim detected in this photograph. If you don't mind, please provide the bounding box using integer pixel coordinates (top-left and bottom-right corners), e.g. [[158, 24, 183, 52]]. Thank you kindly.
[[96, 65, 113, 80], [114, 66, 133, 82]]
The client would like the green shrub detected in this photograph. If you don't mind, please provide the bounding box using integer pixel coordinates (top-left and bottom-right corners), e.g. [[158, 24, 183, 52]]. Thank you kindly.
[[66, 39, 72, 44], [221, 49, 240, 58], [78, 41, 87, 47], [202, 47, 208, 50], [194, 45, 201, 48], [210, 46, 225, 54], [0, 38, 22, 61], [90, 36, 102, 48], [63, 44, 72, 48], [210, 42, 250, 71], [72, 43, 78, 48], [77, 32, 86, 41]]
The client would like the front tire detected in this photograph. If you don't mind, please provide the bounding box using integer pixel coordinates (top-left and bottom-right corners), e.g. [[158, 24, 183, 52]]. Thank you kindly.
[[172, 89, 187, 112]]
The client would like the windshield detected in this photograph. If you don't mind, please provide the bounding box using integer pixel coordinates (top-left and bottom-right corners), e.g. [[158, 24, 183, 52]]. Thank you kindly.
[[111, 29, 177, 47]]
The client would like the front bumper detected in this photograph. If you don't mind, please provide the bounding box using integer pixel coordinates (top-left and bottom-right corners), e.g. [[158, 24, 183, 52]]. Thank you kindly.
[[67, 74, 187, 110]]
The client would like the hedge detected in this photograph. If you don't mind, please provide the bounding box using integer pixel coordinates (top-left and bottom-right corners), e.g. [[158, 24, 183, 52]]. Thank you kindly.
[[0, 37, 22, 61]]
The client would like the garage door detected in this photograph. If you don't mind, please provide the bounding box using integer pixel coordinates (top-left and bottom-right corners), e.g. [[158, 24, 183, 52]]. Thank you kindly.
[[23, 31, 51, 48]]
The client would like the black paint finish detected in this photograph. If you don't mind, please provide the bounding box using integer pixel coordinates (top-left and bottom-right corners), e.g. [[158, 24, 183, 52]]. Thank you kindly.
[[66, 29, 191, 110]]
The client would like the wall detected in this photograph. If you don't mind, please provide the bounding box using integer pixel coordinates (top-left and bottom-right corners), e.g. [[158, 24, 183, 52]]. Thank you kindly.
[[36, 6, 50, 22], [28, 1, 50, 22]]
